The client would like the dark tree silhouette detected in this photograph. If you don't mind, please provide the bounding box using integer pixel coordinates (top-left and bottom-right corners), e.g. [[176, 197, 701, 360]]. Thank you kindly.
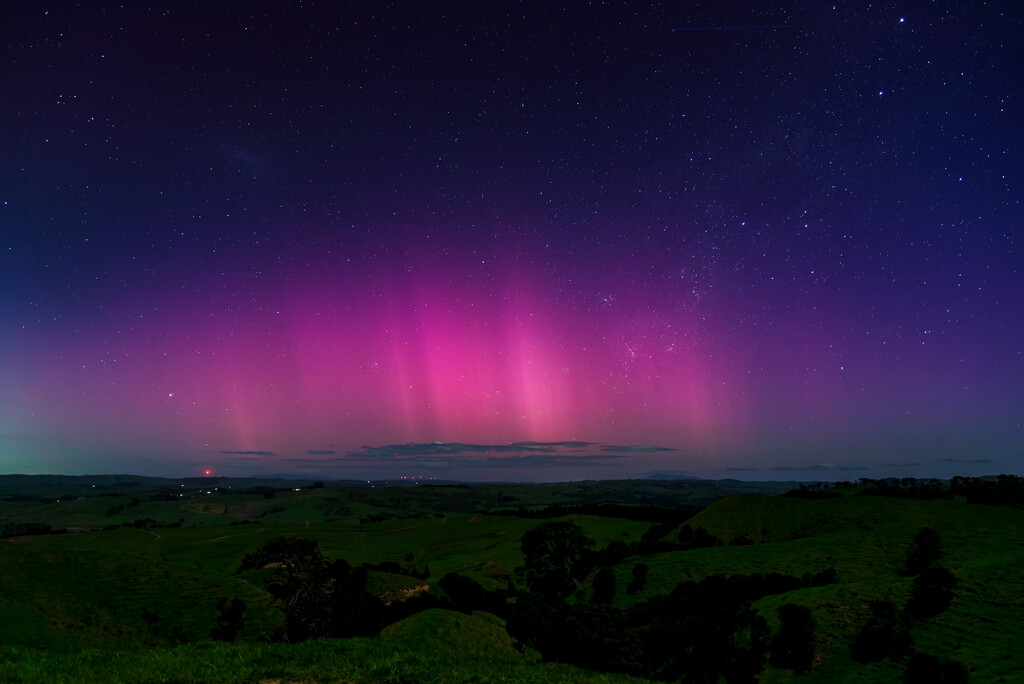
[[236, 536, 323, 574], [904, 652, 969, 684], [769, 603, 815, 674], [438, 572, 507, 616], [951, 474, 1024, 507], [901, 527, 942, 576], [236, 537, 382, 641], [678, 525, 722, 550], [636, 576, 770, 683], [626, 562, 649, 595], [592, 567, 616, 604], [505, 591, 564, 655], [209, 597, 246, 642], [506, 568, 833, 683], [519, 521, 595, 598], [906, 567, 957, 619], [849, 600, 913, 664]]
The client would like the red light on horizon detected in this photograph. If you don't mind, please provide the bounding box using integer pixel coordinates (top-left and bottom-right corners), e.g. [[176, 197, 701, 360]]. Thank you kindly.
[[204, 469, 211, 476]]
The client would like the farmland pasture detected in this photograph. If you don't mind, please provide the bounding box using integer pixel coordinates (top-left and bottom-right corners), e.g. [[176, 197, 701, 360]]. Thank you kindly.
[[3, 475, 1024, 682]]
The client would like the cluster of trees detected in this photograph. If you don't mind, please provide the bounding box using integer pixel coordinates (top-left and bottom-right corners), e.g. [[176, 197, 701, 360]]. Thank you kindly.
[[677, 524, 724, 549], [848, 527, 965, 682], [232, 524, 831, 681], [783, 474, 1024, 508], [857, 479, 954, 501], [901, 528, 957, 621], [106, 499, 140, 516], [437, 571, 509, 616], [232, 538, 484, 642], [119, 518, 181, 529], [781, 480, 860, 499], [229, 517, 969, 682], [949, 475, 1024, 507], [235, 537, 383, 640], [1, 518, 187, 536], [502, 521, 834, 682], [0, 521, 54, 538], [494, 502, 702, 524]]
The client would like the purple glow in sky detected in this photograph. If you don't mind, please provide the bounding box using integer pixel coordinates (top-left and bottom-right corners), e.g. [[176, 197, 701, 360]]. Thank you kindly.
[[1, 3, 1021, 480]]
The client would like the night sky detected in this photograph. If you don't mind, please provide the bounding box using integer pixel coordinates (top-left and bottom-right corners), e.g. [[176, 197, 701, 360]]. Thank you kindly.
[[2, 3, 1022, 481]]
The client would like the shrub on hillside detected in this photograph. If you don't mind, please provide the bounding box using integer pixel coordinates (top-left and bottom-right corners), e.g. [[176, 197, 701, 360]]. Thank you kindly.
[[769, 603, 815, 674], [849, 600, 913, 664], [904, 652, 969, 684], [905, 567, 957, 619], [209, 598, 246, 642], [438, 572, 507, 617], [677, 525, 721, 550], [519, 521, 595, 599], [901, 527, 942, 576], [626, 562, 648, 595], [592, 567, 616, 604]]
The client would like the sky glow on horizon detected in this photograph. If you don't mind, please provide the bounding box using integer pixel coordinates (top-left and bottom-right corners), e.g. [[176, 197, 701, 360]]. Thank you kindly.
[[1, 3, 1021, 480]]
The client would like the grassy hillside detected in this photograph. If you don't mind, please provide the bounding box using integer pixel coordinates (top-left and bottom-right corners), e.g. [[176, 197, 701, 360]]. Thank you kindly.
[[0, 541, 283, 649], [4, 479, 1024, 682], [0, 475, 793, 532], [0, 638, 654, 684], [380, 609, 520, 657], [615, 494, 1024, 682], [16, 513, 649, 590], [4, 512, 650, 652]]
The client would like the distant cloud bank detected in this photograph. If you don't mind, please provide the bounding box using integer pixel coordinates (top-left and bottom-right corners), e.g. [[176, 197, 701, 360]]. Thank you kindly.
[[220, 450, 277, 457], [600, 445, 676, 453], [217, 441, 679, 473], [341, 441, 638, 469], [771, 463, 869, 472]]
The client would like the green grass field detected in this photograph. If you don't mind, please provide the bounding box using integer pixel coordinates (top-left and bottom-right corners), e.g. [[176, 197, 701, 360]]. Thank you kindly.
[[0, 638, 655, 684], [4, 478, 1024, 682], [13, 513, 650, 588]]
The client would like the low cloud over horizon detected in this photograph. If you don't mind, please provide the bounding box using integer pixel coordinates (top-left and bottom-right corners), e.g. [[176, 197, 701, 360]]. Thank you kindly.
[[214, 441, 677, 479], [221, 450, 278, 457], [771, 463, 870, 473], [196, 442, 1015, 483]]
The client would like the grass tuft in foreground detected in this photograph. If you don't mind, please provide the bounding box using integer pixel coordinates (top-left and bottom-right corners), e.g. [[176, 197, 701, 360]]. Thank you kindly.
[[0, 640, 652, 684]]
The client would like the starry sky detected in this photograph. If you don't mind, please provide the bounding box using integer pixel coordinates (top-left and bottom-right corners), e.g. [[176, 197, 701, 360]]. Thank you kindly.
[[2, 2, 1022, 481]]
